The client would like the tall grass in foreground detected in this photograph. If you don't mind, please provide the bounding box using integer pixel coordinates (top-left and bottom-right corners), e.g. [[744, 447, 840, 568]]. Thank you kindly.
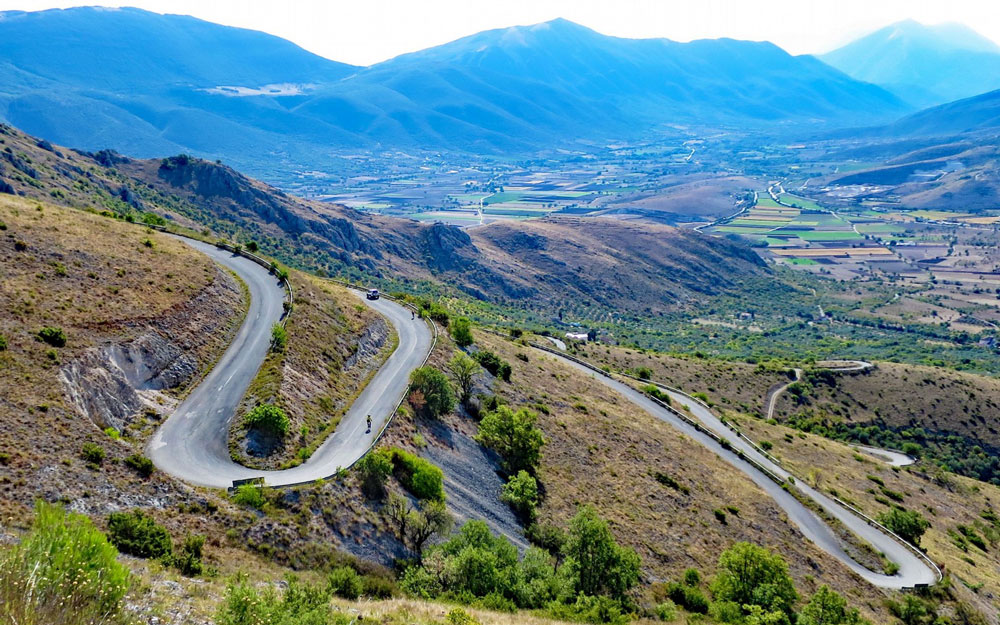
[[0, 501, 131, 625]]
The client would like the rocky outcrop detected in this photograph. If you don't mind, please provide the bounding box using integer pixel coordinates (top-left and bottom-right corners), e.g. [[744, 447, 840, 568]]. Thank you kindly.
[[421, 222, 477, 272]]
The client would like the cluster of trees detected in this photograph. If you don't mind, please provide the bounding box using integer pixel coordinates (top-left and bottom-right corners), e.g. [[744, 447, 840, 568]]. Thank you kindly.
[[655, 542, 868, 625], [476, 405, 545, 521], [400, 507, 640, 621]]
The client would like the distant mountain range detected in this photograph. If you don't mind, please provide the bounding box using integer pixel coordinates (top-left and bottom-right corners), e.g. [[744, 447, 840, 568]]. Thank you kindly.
[[821, 20, 1000, 108], [0, 7, 907, 176]]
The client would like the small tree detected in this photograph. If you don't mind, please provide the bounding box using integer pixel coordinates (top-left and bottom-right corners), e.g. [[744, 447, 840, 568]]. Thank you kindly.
[[878, 508, 930, 547], [711, 542, 798, 624], [501, 470, 539, 520], [244, 404, 289, 438], [407, 499, 453, 557], [450, 317, 474, 347], [564, 505, 640, 600], [447, 352, 481, 404], [408, 366, 455, 418], [475, 406, 544, 475]]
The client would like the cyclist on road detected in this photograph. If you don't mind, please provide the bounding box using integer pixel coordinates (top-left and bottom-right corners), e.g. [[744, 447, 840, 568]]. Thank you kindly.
[[366, 415, 372, 433]]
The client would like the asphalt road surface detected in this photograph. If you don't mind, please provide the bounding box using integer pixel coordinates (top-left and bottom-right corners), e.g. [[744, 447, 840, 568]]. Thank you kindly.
[[148, 238, 432, 488], [536, 348, 939, 589]]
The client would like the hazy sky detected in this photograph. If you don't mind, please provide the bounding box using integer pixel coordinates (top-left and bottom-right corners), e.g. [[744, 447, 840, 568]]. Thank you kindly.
[[3, 0, 1000, 66]]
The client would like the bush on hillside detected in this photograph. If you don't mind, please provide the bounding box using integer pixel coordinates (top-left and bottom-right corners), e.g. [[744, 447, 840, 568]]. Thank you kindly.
[[37, 326, 67, 347], [475, 405, 544, 475], [244, 404, 290, 438], [408, 366, 455, 418], [355, 449, 393, 497], [473, 349, 512, 382], [106, 510, 172, 560], [390, 448, 444, 501], [328, 566, 364, 600], [176, 534, 205, 576], [270, 323, 287, 352], [450, 317, 474, 347], [80, 442, 105, 465], [124, 453, 154, 478], [878, 507, 930, 547], [501, 470, 539, 521]]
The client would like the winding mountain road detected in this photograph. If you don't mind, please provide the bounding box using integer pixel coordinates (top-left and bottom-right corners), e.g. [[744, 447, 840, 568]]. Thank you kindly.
[[149, 238, 934, 589], [148, 239, 432, 488], [533, 347, 939, 589]]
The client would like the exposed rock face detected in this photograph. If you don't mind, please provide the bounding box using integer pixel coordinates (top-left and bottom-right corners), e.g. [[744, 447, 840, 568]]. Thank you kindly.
[[59, 266, 242, 431], [59, 336, 190, 431], [421, 222, 477, 272], [344, 316, 389, 372]]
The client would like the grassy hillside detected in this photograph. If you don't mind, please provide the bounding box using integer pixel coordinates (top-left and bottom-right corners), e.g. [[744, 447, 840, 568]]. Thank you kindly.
[[0, 194, 244, 519]]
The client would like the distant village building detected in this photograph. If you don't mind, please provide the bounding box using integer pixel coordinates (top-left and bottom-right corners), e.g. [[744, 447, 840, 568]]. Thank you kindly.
[[565, 332, 589, 341]]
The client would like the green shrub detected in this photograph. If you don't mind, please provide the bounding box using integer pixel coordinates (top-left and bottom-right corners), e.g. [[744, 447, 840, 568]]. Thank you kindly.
[[217, 574, 350, 625], [654, 600, 678, 621], [476, 405, 544, 475], [642, 384, 671, 404], [37, 326, 67, 347], [124, 454, 154, 478], [0, 334, 7, 351], [176, 534, 205, 576], [564, 506, 641, 600], [473, 350, 512, 382], [390, 448, 444, 501], [107, 510, 172, 560], [232, 483, 266, 509], [713, 509, 727, 524], [711, 542, 797, 622], [665, 582, 709, 614], [501, 470, 539, 520], [80, 442, 105, 465], [408, 366, 455, 418], [0, 502, 130, 624], [355, 449, 393, 497], [633, 366, 653, 380], [683, 568, 701, 587], [244, 404, 289, 438], [270, 324, 287, 351], [328, 566, 363, 599], [450, 317, 474, 347]]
